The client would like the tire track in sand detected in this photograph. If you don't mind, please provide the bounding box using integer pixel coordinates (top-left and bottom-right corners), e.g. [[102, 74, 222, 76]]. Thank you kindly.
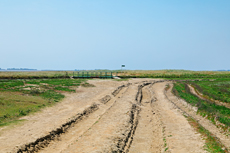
[[152, 82, 206, 153], [128, 84, 164, 153], [2, 80, 209, 153], [17, 84, 130, 153], [61, 83, 141, 153]]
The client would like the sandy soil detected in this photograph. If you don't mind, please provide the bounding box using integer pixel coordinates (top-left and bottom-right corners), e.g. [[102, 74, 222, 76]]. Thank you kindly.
[[0, 79, 208, 153], [128, 85, 164, 153], [153, 82, 205, 153]]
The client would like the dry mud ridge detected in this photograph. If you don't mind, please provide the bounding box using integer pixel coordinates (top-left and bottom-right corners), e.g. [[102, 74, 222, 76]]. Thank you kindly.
[[0, 79, 209, 153]]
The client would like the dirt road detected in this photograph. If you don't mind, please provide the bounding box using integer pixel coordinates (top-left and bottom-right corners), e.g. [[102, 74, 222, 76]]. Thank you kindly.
[[0, 79, 207, 153]]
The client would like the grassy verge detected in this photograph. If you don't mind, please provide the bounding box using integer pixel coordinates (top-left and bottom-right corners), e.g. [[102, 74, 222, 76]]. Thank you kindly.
[[0, 79, 87, 126], [188, 78, 230, 103], [186, 116, 227, 153], [172, 82, 230, 131]]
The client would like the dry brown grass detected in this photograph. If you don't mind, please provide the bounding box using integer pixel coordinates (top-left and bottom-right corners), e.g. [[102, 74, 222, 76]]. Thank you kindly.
[[0, 71, 73, 79], [1, 70, 230, 79], [123, 70, 230, 76], [119, 70, 230, 78]]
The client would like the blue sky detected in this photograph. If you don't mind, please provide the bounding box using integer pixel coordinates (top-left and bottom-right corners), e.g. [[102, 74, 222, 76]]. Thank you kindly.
[[0, 1, 229, 70]]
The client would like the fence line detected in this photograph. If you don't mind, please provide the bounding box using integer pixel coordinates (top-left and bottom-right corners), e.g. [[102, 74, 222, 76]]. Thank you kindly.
[[73, 72, 118, 79]]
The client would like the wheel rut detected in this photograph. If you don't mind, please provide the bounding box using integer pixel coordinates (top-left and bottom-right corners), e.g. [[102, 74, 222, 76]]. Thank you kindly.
[[61, 83, 142, 153], [16, 83, 130, 153], [152, 82, 206, 153], [128, 84, 164, 153]]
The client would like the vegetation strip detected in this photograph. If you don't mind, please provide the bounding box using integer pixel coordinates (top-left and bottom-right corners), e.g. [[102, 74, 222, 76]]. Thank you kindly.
[[186, 116, 227, 153], [188, 85, 230, 109], [172, 82, 230, 130], [119, 70, 230, 79], [162, 126, 169, 152], [188, 78, 230, 103], [0, 71, 71, 79], [2, 70, 230, 80]]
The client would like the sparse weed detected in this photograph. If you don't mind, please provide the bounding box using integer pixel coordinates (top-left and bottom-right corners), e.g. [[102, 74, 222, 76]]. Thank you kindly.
[[81, 82, 95, 87]]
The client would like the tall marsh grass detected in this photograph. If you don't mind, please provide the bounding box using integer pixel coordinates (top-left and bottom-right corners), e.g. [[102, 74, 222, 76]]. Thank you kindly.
[[120, 70, 230, 78]]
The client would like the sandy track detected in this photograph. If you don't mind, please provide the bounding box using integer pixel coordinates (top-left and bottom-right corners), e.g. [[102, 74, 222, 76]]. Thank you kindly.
[[153, 82, 205, 153], [39, 84, 130, 153], [0, 79, 208, 153], [62, 83, 138, 152], [129, 84, 164, 153]]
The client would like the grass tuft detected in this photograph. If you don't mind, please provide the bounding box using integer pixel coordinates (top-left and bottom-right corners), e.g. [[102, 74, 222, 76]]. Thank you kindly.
[[81, 82, 95, 87]]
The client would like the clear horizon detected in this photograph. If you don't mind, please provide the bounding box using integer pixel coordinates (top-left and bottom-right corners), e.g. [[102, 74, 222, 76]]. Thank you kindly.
[[1, 68, 230, 72], [0, 1, 230, 71]]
